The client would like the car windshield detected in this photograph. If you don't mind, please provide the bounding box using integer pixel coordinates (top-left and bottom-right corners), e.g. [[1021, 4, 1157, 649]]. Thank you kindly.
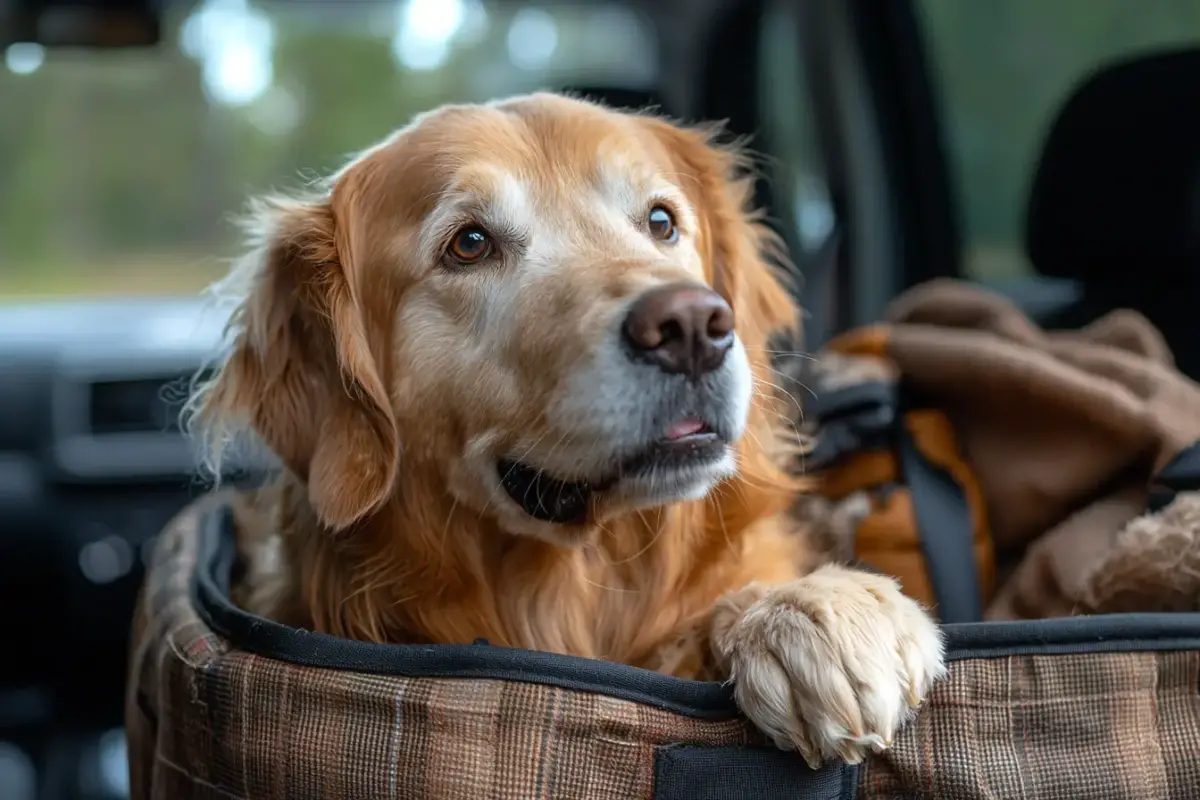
[[0, 0, 658, 300]]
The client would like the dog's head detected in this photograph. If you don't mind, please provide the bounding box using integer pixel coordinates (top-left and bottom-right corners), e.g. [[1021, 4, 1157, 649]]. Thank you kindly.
[[192, 93, 799, 544]]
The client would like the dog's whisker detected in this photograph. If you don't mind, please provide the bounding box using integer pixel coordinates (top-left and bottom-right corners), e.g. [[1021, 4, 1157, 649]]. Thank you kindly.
[[715, 491, 734, 551], [605, 517, 668, 566], [478, 429, 553, 521], [436, 497, 460, 576], [753, 389, 809, 454], [743, 348, 822, 361], [518, 429, 576, 511], [772, 371, 821, 391], [756, 376, 815, 408], [578, 524, 641, 592]]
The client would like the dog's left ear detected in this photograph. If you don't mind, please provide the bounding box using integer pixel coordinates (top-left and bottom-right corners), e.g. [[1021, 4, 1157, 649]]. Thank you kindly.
[[189, 181, 401, 531], [637, 116, 801, 354]]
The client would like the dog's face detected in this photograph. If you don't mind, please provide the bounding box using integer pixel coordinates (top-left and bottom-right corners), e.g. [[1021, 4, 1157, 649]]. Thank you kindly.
[[382, 95, 758, 541], [196, 93, 797, 543]]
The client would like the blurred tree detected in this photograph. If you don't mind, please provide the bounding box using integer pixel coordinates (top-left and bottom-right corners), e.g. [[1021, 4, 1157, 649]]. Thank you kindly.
[[0, 0, 1197, 294]]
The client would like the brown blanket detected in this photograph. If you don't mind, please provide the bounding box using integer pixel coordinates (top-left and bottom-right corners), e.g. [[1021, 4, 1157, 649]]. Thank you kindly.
[[798, 279, 1200, 620]]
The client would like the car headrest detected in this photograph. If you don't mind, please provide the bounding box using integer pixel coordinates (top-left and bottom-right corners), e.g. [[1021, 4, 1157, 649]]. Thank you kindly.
[[1025, 49, 1200, 284]]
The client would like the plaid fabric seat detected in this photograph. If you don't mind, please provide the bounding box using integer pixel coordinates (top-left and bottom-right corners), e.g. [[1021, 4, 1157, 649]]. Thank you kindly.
[[126, 498, 1200, 799]]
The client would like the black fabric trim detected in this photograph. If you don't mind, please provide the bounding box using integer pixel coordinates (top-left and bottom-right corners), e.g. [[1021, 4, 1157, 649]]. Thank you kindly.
[[897, 424, 982, 624], [806, 382, 898, 470], [941, 613, 1200, 659], [807, 381, 898, 423], [1146, 441, 1200, 512], [191, 505, 742, 718], [190, 503, 1200, 709], [1156, 441, 1200, 492], [652, 745, 857, 800], [1148, 489, 1178, 514], [947, 639, 1200, 660]]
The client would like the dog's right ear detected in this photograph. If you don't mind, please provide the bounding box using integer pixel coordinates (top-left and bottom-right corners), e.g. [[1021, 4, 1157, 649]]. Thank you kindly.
[[190, 194, 400, 531]]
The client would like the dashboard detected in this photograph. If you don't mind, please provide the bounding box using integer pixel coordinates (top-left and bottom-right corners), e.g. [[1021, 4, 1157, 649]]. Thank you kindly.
[[0, 297, 259, 797]]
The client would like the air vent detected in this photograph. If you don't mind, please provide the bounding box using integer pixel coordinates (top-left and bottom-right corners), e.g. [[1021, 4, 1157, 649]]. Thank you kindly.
[[87, 374, 193, 436], [51, 350, 236, 481]]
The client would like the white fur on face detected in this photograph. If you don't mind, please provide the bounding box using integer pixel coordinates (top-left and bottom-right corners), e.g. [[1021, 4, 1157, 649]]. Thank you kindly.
[[406, 160, 754, 534]]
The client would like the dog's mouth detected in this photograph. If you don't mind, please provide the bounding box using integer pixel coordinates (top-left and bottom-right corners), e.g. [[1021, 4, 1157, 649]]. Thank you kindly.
[[497, 418, 727, 525]]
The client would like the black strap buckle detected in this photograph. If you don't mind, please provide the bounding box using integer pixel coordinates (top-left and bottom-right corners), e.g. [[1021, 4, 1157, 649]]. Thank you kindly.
[[807, 379, 984, 622], [806, 381, 899, 471], [1149, 441, 1200, 511]]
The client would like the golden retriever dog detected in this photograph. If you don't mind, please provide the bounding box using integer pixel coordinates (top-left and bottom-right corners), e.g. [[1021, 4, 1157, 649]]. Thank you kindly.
[[189, 92, 945, 767]]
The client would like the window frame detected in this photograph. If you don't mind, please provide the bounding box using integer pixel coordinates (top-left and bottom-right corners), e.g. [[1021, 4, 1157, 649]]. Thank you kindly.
[[684, 0, 961, 341]]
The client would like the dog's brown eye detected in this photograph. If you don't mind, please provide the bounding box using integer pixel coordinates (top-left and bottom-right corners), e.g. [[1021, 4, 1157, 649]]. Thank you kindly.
[[447, 227, 493, 264], [648, 206, 678, 242]]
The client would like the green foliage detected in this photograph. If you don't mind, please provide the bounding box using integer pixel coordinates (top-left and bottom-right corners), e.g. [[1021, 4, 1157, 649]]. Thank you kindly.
[[1, 0, 1197, 295]]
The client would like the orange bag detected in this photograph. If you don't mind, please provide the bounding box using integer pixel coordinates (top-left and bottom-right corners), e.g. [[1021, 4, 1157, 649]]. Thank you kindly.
[[806, 328, 995, 623]]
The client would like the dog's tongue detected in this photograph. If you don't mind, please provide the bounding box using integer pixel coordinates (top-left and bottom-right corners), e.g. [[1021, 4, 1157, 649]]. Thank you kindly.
[[665, 418, 707, 440]]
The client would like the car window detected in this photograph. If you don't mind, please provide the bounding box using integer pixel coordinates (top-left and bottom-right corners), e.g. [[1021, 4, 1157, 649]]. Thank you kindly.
[[0, 0, 658, 300], [919, 0, 1200, 281], [758, 0, 836, 342], [759, 0, 833, 260]]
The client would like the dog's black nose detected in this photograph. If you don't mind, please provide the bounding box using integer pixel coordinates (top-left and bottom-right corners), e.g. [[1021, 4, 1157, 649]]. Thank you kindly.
[[622, 283, 735, 379]]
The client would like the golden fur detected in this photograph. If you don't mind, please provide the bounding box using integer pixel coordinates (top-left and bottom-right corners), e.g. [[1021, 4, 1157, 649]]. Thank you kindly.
[[189, 93, 945, 766]]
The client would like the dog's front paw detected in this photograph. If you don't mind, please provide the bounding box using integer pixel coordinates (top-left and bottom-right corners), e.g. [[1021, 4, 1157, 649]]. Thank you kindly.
[[716, 566, 946, 768]]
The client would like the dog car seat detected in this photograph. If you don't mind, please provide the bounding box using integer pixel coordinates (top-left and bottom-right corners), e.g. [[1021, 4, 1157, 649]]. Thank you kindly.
[[127, 486, 1200, 799], [1025, 48, 1200, 378]]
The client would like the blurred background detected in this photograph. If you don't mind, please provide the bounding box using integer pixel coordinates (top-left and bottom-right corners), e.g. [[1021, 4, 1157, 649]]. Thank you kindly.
[[5, 0, 1200, 300], [1, 0, 1198, 797]]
